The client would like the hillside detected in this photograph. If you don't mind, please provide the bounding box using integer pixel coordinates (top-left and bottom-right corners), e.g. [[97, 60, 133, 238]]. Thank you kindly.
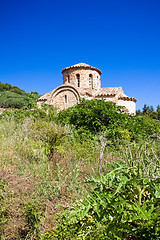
[[0, 82, 39, 109], [0, 99, 160, 239]]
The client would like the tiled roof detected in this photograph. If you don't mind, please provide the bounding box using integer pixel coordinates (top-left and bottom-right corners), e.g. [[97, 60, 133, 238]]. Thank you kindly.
[[118, 94, 137, 102], [37, 85, 137, 103], [94, 87, 123, 97], [61, 63, 102, 75], [85, 87, 137, 102], [72, 63, 91, 67], [37, 92, 52, 101]]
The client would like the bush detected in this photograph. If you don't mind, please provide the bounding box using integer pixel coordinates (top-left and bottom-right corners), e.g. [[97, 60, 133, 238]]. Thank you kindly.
[[57, 99, 160, 143], [52, 143, 160, 239], [28, 119, 67, 160], [0, 82, 26, 95], [57, 99, 123, 132], [0, 179, 8, 238], [21, 199, 45, 239], [0, 91, 28, 108], [0, 82, 40, 109]]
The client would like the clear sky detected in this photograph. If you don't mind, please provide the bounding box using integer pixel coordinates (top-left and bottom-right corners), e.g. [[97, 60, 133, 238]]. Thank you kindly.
[[0, 0, 160, 110]]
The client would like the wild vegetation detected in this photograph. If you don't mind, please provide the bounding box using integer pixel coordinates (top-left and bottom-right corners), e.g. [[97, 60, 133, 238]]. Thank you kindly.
[[136, 104, 160, 120], [0, 81, 39, 109], [0, 96, 160, 239]]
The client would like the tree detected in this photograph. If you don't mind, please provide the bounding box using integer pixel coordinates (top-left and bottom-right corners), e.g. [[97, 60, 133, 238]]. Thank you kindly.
[[57, 99, 125, 134], [142, 104, 154, 114], [26, 91, 39, 109], [136, 109, 142, 116], [157, 105, 160, 120]]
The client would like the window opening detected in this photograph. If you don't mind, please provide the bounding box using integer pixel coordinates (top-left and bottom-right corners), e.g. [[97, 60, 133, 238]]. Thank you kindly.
[[76, 74, 80, 87], [89, 74, 93, 88], [65, 95, 67, 104], [68, 75, 70, 83]]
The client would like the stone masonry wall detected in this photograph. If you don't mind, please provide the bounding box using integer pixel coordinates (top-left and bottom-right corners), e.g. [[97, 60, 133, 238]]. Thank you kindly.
[[117, 99, 136, 115], [63, 68, 101, 90], [53, 89, 79, 110], [95, 96, 117, 103]]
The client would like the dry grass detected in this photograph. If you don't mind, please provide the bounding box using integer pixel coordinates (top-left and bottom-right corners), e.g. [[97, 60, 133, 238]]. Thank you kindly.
[[0, 117, 107, 239]]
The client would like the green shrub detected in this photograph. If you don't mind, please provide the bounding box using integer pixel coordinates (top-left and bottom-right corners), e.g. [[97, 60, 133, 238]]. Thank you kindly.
[[0, 179, 8, 238], [57, 99, 124, 133], [0, 82, 40, 109], [21, 199, 45, 239], [29, 120, 67, 160], [52, 143, 160, 239], [0, 82, 26, 95], [57, 99, 160, 143], [0, 91, 28, 108]]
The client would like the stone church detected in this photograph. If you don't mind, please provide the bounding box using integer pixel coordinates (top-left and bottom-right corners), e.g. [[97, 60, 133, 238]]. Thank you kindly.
[[37, 63, 137, 114]]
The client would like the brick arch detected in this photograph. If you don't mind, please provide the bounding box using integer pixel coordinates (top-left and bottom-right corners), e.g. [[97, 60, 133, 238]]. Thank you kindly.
[[49, 85, 80, 110]]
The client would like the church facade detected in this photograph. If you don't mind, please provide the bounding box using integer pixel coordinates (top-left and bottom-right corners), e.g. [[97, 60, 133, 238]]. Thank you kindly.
[[37, 63, 137, 114]]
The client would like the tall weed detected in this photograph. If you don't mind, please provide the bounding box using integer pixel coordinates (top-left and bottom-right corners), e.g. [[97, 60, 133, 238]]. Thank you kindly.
[[52, 143, 160, 239]]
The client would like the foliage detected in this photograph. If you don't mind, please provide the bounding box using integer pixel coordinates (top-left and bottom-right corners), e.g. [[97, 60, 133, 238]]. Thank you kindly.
[[52, 143, 160, 239], [0, 82, 26, 95], [57, 99, 160, 143], [57, 99, 123, 132], [28, 119, 67, 159], [0, 81, 40, 109], [136, 104, 160, 120], [60, 130, 100, 163], [0, 91, 28, 108], [0, 179, 9, 238], [25, 91, 39, 109], [0, 96, 160, 238], [21, 199, 45, 239], [0, 105, 57, 122]]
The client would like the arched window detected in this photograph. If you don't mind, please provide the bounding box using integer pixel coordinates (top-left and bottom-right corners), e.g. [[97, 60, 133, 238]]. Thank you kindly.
[[76, 74, 80, 87], [89, 74, 93, 88], [64, 95, 67, 104], [68, 75, 70, 83]]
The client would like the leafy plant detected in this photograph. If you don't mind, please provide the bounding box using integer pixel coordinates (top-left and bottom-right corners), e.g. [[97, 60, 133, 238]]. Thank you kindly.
[[0, 179, 8, 238], [57, 99, 160, 144], [0, 82, 40, 109], [21, 199, 45, 239], [28, 120, 67, 160], [0, 91, 28, 108], [26, 91, 40, 109], [52, 143, 160, 239]]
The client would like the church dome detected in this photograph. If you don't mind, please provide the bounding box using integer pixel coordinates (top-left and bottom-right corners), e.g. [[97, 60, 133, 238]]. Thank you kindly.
[[61, 63, 102, 75]]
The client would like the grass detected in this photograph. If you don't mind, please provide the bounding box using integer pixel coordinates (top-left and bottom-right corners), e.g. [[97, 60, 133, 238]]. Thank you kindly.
[[0, 117, 101, 239], [0, 115, 159, 239]]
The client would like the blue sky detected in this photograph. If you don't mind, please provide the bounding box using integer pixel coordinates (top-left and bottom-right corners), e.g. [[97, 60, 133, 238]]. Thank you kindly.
[[0, 0, 160, 110]]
